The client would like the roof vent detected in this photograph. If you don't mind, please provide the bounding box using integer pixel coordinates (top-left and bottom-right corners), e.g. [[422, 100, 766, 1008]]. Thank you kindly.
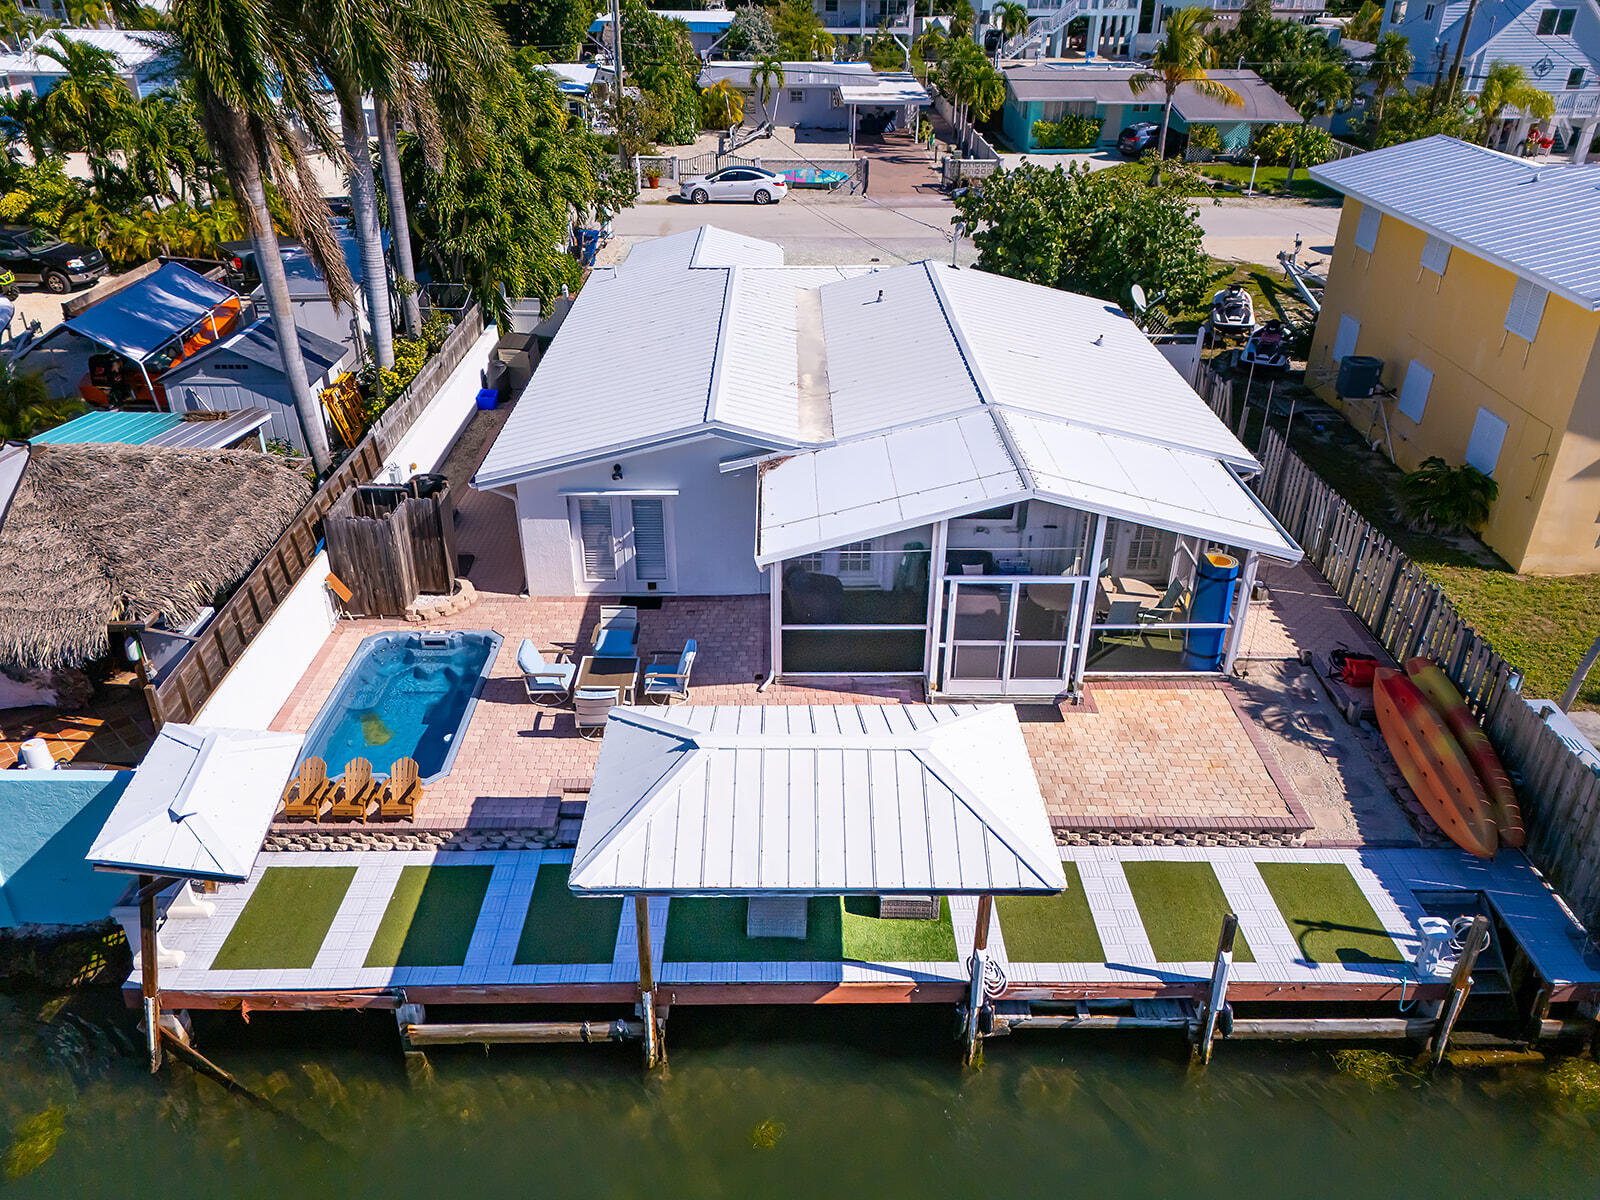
[[1093, 334, 1104, 346]]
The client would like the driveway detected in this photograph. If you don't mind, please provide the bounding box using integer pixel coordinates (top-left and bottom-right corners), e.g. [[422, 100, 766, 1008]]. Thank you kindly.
[[1196, 197, 1343, 265]]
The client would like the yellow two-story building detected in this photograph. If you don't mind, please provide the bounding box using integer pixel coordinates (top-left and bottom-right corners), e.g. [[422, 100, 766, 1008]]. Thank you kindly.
[[1308, 135, 1600, 575]]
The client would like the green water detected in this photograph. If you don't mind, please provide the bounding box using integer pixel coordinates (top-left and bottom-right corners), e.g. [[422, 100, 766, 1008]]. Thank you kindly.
[[3, 997, 1597, 1198]]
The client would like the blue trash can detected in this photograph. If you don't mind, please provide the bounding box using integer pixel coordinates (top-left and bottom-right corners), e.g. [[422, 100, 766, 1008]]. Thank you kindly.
[[475, 387, 499, 411], [1182, 552, 1240, 670]]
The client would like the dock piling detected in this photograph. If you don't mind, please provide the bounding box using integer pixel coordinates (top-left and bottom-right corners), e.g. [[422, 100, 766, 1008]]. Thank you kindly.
[[962, 894, 995, 1066], [1195, 913, 1238, 1066], [138, 873, 163, 1074], [1428, 915, 1490, 1068], [636, 895, 665, 1069]]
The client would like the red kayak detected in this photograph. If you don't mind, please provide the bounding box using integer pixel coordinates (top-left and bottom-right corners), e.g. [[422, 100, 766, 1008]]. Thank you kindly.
[[1406, 657, 1525, 847], [1374, 668, 1498, 858]]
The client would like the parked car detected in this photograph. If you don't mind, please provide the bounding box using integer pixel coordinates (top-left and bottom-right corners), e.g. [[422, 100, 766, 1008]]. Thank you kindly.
[[1116, 122, 1185, 160], [680, 166, 788, 205], [0, 225, 107, 293]]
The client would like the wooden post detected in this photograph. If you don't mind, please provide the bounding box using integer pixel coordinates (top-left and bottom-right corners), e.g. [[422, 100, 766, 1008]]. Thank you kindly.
[[1429, 914, 1490, 1068], [1196, 913, 1237, 1065], [635, 895, 663, 1069], [962, 893, 994, 1066], [139, 874, 163, 1074]]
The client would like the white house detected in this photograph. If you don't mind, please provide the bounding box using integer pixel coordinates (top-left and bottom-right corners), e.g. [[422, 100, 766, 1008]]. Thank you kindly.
[[472, 226, 1302, 698], [0, 29, 173, 100]]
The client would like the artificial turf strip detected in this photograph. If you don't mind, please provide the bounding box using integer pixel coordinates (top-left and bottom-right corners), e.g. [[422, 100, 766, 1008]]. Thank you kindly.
[[840, 897, 958, 963], [364, 865, 493, 968], [1121, 861, 1255, 964], [1256, 862, 1404, 965], [514, 864, 624, 965], [994, 863, 1105, 963], [211, 866, 356, 970], [663, 898, 844, 962]]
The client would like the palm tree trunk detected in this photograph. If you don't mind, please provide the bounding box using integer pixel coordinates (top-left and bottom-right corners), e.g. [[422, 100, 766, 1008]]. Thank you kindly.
[[374, 98, 421, 339], [234, 130, 332, 472], [1153, 91, 1175, 186], [337, 88, 395, 371]]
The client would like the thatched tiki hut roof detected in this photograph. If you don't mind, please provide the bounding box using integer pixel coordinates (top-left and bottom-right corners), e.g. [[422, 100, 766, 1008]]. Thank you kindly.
[[0, 442, 312, 672]]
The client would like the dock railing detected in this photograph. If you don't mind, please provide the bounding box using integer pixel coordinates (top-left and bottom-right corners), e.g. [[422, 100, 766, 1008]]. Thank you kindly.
[[1253, 424, 1600, 933], [145, 304, 486, 727]]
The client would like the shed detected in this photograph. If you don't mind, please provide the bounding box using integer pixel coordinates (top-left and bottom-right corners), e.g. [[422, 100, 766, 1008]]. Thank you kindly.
[[161, 315, 353, 454], [30, 408, 273, 451]]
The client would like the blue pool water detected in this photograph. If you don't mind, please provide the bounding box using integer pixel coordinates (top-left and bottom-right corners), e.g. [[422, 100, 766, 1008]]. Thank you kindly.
[[300, 631, 501, 782]]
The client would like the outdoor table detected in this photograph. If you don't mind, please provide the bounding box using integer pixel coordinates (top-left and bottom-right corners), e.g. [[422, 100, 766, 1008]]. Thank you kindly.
[[576, 655, 640, 703]]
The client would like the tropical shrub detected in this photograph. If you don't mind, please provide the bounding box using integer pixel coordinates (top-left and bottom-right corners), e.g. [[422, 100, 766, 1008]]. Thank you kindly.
[[1031, 114, 1102, 149], [1187, 123, 1221, 151], [1397, 456, 1499, 533], [359, 312, 454, 420], [1249, 122, 1334, 166], [700, 80, 745, 130], [724, 5, 778, 59]]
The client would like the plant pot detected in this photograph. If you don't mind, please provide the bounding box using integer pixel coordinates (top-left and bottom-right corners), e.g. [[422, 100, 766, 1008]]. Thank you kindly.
[[646, 176, 661, 189]]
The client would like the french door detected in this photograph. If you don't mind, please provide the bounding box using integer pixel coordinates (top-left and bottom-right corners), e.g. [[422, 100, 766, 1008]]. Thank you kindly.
[[571, 495, 677, 593], [940, 576, 1088, 696]]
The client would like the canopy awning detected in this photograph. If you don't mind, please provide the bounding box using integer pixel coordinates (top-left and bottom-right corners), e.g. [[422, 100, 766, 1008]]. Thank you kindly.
[[837, 74, 930, 106], [31, 408, 271, 450], [86, 724, 304, 882], [63, 263, 237, 362], [570, 704, 1067, 896]]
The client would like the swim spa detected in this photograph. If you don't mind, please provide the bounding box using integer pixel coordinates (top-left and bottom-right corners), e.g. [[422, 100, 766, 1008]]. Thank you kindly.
[[299, 631, 501, 783]]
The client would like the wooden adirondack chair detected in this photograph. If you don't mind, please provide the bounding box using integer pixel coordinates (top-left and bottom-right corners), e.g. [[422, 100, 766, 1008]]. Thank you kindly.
[[379, 757, 422, 822], [329, 758, 376, 822], [280, 756, 331, 822]]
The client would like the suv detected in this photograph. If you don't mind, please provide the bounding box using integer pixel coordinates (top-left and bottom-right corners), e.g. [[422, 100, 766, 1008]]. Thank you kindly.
[[1116, 122, 1186, 160], [0, 225, 107, 293]]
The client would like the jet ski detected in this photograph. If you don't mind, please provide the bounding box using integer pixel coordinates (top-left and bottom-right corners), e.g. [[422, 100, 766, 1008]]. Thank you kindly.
[[1238, 318, 1291, 373], [1209, 283, 1254, 340]]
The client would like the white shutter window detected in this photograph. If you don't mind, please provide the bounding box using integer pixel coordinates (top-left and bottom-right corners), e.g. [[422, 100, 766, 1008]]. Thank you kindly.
[[1464, 407, 1509, 477], [1355, 206, 1381, 253], [630, 498, 669, 582], [1332, 313, 1360, 363], [1420, 234, 1451, 275], [576, 498, 618, 581], [1397, 359, 1433, 422], [1505, 277, 1548, 341]]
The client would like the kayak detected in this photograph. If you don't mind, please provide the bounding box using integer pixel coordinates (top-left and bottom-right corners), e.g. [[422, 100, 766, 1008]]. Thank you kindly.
[[1374, 668, 1499, 858], [1405, 657, 1525, 847]]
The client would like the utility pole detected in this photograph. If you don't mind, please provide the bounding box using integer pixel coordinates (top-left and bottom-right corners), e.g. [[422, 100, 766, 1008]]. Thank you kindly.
[[610, 0, 627, 169], [1444, 0, 1481, 102]]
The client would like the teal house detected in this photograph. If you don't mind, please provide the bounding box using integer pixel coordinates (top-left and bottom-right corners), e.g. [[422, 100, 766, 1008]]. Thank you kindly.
[[998, 64, 1300, 154]]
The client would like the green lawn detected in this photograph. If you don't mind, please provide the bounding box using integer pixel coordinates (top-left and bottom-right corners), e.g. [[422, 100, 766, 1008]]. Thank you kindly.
[[1122, 861, 1254, 964], [514, 864, 623, 965], [994, 864, 1105, 963], [211, 867, 356, 970], [661, 897, 959, 963], [1256, 862, 1403, 965], [841, 897, 958, 962], [1194, 163, 1337, 200], [1168, 259, 1317, 336], [364, 865, 493, 969]]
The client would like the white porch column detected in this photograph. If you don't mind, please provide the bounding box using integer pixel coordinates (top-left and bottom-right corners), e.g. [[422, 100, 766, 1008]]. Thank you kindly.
[[924, 518, 950, 689], [1220, 550, 1260, 675], [1086, 13, 1102, 59], [767, 563, 783, 680], [1510, 114, 1534, 153], [1071, 514, 1108, 694], [1572, 119, 1598, 163]]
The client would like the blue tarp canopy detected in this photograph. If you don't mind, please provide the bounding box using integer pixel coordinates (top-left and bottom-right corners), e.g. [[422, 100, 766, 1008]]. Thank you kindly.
[[63, 262, 237, 362]]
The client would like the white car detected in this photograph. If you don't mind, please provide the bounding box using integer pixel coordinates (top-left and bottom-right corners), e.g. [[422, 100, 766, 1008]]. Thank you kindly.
[[680, 166, 788, 205]]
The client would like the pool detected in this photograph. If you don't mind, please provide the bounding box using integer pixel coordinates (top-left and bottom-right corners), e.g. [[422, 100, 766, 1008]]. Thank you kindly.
[[300, 631, 501, 783]]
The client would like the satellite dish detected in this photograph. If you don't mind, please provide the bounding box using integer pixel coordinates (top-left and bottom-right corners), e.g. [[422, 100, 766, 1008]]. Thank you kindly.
[[1130, 284, 1147, 312]]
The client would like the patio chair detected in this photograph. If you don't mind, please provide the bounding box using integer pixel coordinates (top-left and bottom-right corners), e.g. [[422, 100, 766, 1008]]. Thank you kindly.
[[280, 756, 331, 822], [573, 686, 619, 738], [1138, 579, 1189, 625], [592, 607, 640, 658], [328, 757, 376, 822], [378, 757, 422, 822], [1096, 599, 1147, 648], [517, 638, 577, 704], [641, 639, 697, 704]]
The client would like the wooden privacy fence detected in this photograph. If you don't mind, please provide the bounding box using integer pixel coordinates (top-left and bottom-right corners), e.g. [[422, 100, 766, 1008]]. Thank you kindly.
[[1254, 425, 1600, 932], [145, 304, 485, 726]]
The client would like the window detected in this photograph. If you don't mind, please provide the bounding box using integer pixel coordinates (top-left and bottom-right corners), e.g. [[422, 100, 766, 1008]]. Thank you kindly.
[[575, 498, 617, 582], [1536, 6, 1575, 33], [630, 498, 669, 582], [1465, 407, 1509, 477], [836, 540, 874, 574], [1568, 67, 1586, 88], [1423, 2, 1435, 17], [796, 552, 825, 572], [1397, 359, 1433, 422], [825, 0, 837, 9], [1332, 313, 1360, 363], [1389, 0, 1405, 21], [1124, 527, 1165, 574], [1355, 205, 1381, 253], [1420, 233, 1451, 275], [568, 494, 677, 591], [789, 89, 804, 104], [1505, 277, 1548, 342]]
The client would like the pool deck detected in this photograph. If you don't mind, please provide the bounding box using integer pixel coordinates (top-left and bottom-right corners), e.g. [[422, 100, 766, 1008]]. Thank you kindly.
[[136, 846, 1600, 1010]]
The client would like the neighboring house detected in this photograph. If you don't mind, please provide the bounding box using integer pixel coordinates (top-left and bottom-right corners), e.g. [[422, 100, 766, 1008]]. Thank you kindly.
[[817, 0, 912, 41], [539, 62, 600, 121], [1307, 136, 1600, 574], [984, 0, 1144, 60], [0, 28, 174, 100], [589, 8, 736, 58], [472, 225, 1302, 698], [1159, 0, 1328, 31], [999, 64, 1301, 153], [223, 230, 384, 360], [697, 61, 929, 132], [1380, 0, 1600, 158]]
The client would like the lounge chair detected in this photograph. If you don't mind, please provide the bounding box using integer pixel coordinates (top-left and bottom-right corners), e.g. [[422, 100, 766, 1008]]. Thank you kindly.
[[573, 686, 619, 738], [642, 639, 697, 704], [592, 606, 640, 657], [379, 757, 422, 822], [1139, 579, 1188, 625], [517, 638, 577, 704], [328, 757, 376, 822], [1097, 599, 1147, 648], [280, 756, 331, 822]]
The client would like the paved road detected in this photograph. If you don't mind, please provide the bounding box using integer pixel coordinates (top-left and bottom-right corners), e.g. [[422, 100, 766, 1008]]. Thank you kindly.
[[608, 193, 1342, 268]]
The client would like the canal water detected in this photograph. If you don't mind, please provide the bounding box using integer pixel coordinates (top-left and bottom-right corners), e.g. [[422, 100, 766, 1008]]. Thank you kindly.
[[2, 995, 1596, 1197]]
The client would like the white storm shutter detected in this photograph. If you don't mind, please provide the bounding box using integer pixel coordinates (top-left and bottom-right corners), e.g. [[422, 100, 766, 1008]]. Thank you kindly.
[[1397, 359, 1433, 422], [1420, 234, 1451, 275], [630, 498, 669, 581], [1505, 278, 1548, 342], [1333, 313, 1360, 363], [1465, 407, 1509, 477], [577, 498, 618, 581], [1355, 206, 1381, 253]]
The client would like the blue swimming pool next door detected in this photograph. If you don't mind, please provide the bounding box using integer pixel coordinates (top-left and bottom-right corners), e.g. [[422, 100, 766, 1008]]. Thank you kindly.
[[939, 576, 1089, 697]]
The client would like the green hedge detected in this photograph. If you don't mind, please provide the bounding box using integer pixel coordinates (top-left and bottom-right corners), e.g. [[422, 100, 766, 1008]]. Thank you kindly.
[[1031, 113, 1103, 150], [1250, 123, 1336, 167]]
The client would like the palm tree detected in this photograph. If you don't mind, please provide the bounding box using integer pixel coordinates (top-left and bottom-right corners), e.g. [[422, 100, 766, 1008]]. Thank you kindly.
[[751, 55, 784, 127], [34, 32, 125, 151], [0, 89, 55, 162], [1475, 59, 1554, 147], [967, 60, 1005, 124], [108, 93, 185, 205], [163, 0, 354, 473], [1282, 60, 1351, 187], [914, 26, 946, 78], [991, 0, 1027, 56], [1364, 32, 1412, 145], [1129, 8, 1241, 184]]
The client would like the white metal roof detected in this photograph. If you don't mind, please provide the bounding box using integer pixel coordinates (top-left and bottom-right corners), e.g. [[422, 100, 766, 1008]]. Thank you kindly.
[[3, 28, 166, 75], [86, 725, 304, 882], [837, 74, 931, 106], [1311, 135, 1600, 311], [539, 63, 598, 95], [570, 704, 1066, 896]]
